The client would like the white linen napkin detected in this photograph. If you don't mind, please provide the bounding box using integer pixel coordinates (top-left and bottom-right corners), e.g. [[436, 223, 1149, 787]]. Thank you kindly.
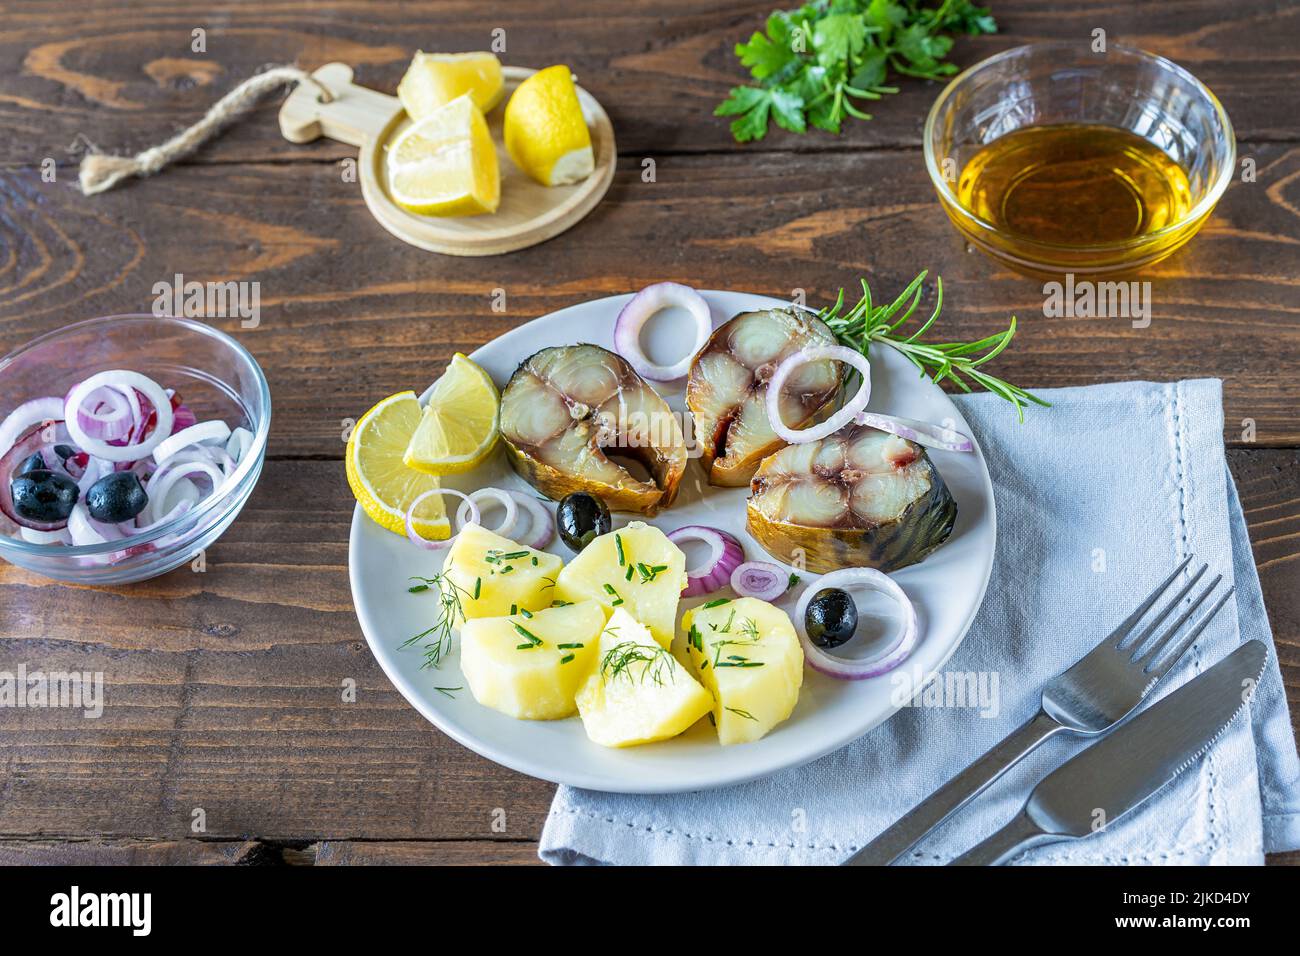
[[540, 379, 1300, 865]]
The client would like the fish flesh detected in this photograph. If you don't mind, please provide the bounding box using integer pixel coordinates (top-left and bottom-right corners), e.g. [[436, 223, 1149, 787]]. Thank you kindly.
[[747, 424, 956, 574], [499, 344, 687, 516], [686, 307, 842, 487]]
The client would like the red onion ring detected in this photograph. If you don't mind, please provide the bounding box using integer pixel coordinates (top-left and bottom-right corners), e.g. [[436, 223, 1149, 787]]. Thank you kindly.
[[666, 525, 744, 596], [506, 490, 555, 550], [65, 371, 173, 462], [766, 345, 870, 444], [794, 568, 919, 680], [612, 282, 712, 382], [405, 488, 480, 551], [730, 561, 791, 601], [855, 412, 974, 453], [454, 488, 519, 539], [0, 397, 64, 455], [71, 385, 134, 441]]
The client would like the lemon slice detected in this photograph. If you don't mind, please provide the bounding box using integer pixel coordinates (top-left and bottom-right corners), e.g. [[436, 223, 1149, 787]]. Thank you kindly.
[[503, 65, 594, 186], [403, 353, 500, 476], [346, 391, 450, 540], [398, 51, 505, 119], [387, 94, 500, 216]]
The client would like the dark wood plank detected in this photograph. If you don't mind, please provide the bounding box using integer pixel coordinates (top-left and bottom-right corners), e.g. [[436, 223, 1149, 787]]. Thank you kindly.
[[3, 144, 1299, 452], [308, 839, 540, 865], [0, 837, 266, 864], [2, 0, 1296, 169], [0, 451, 1294, 844]]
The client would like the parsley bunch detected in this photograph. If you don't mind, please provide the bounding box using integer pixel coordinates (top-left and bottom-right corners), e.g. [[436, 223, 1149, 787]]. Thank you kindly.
[[715, 0, 997, 142]]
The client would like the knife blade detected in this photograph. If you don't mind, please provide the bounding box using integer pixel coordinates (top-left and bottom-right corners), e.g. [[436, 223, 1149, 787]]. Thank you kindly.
[[951, 639, 1267, 866]]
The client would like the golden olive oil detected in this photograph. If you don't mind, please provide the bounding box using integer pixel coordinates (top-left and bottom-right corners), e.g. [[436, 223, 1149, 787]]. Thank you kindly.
[[956, 124, 1193, 249]]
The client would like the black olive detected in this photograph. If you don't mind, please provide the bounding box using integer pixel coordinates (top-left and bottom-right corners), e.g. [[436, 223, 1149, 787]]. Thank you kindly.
[[11, 470, 80, 523], [556, 492, 611, 553], [17, 453, 46, 476], [54, 444, 77, 462], [805, 588, 858, 648], [85, 472, 149, 524]]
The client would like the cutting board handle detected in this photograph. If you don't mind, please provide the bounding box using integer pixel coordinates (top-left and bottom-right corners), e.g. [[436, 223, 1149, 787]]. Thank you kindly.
[[279, 62, 400, 147]]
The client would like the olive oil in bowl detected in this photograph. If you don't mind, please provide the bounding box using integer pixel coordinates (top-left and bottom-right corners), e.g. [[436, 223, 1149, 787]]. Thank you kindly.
[[956, 125, 1192, 248]]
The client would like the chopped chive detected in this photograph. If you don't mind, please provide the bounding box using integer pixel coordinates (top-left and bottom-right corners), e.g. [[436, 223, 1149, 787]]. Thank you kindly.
[[512, 622, 541, 646], [500, 565, 514, 575], [559, 653, 575, 665], [615, 534, 625, 566], [499, 550, 531, 560], [520, 608, 533, 618], [625, 564, 634, 581], [510, 604, 517, 615], [702, 598, 731, 609], [557, 642, 584, 650], [516, 643, 535, 650], [531, 556, 538, 566], [612, 598, 624, 606], [603, 583, 616, 594], [473, 578, 481, 599]]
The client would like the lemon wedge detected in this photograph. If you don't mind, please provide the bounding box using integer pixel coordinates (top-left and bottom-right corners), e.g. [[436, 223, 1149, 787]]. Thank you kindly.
[[387, 93, 500, 216], [403, 353, 500, 476], [503, 66, 594, 186], [346, 391, 449, 540], [398, 51, 504, 118]]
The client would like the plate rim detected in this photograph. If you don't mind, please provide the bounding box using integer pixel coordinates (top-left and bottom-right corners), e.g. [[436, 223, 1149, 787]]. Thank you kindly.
[[348, 290, 997, 793]]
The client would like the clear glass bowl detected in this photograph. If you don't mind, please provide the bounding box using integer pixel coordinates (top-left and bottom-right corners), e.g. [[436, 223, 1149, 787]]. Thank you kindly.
[[0, 315, 270, 584], [924, 42, 1236, 277]]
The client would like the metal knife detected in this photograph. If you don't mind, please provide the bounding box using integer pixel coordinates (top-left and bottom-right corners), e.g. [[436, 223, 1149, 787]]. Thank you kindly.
[[950, 639, 1267, 866]]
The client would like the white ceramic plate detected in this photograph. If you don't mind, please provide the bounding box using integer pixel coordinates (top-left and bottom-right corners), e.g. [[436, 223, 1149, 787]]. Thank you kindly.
[[349, 291, 996, 794]]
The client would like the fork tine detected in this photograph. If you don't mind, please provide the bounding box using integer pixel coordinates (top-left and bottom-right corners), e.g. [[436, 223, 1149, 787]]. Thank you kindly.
[[1133, 573, 1223, 668], [1142, 585, 1235, 677], [1122, 562, 1209, 655], [1105, 554, 1193, 649]]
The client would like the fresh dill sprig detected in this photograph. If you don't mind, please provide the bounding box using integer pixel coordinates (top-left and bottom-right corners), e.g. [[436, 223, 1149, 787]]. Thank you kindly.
[[434, 686, 461, 699], [403, 572, 470, 669], [819, 270, 1048, 422], [600, 641, 677, 687], [726, 706, 758, 721]]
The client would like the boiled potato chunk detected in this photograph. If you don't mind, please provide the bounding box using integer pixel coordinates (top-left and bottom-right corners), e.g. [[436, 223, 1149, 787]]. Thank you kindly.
[[460, 601, 607, 719], [442, 523, 563, 622], [682, 597, 804, 745], [576, 608, 713, 747], [555, 521, 686, 648]]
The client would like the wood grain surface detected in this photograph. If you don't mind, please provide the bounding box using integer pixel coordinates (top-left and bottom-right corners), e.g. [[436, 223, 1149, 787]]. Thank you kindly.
[[0, 0, 1296, 866]]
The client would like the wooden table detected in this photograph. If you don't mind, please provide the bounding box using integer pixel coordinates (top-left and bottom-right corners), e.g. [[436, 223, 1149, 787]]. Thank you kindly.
[[0, 0, 1296, 866]]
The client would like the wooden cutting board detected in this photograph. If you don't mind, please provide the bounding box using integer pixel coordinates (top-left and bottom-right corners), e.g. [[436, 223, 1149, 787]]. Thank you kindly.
[[278, 62, 616, 256]]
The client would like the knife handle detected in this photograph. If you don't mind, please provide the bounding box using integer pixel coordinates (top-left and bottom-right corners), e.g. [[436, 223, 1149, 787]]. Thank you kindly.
[[843, 710, 1066, 866], [949, 810, 1062, 866]]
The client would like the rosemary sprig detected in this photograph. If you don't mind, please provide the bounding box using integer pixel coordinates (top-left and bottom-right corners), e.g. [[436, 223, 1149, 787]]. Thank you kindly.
[[819, 270, 1048, 421]]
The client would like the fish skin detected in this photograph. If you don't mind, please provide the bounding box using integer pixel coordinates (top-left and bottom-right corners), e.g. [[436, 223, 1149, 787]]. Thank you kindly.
[[746, 424, 957, 573], [500, 344, 687, 516]]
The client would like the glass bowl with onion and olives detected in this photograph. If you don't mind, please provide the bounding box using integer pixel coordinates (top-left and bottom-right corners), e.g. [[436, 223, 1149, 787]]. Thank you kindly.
[[0, 315, 270, 584]]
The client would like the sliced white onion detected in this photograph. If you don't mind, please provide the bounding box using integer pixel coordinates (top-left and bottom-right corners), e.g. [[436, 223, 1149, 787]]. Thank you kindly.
[[612, 282, 712, 381], [65, 371, 173, 462], [730, 561, 791, 601], [142, 461, 223, 526], [133, 498, 194, 534], [152, 420, 232, 465], [68, 502, 125, 546], [794, 567, 919, 680], [145, 476, 201, 527], [226, 426, 254, 463], [0, 397, 64, 455], [506, 490, 555, 550], [855, 412, 974, 452], [20, 525, 72, 545], [405, 488, 480, 551], [766, 345, 871, 444], [666, 525, 744, 597], [455, 488, 519, 539]]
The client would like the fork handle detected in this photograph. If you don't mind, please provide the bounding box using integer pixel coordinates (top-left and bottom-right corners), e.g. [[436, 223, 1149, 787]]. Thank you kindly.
[[843, 710, 1066, 866]]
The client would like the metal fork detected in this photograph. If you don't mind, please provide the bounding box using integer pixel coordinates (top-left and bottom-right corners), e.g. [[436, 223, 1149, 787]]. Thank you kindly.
[[844, 555, 1235, 866]]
